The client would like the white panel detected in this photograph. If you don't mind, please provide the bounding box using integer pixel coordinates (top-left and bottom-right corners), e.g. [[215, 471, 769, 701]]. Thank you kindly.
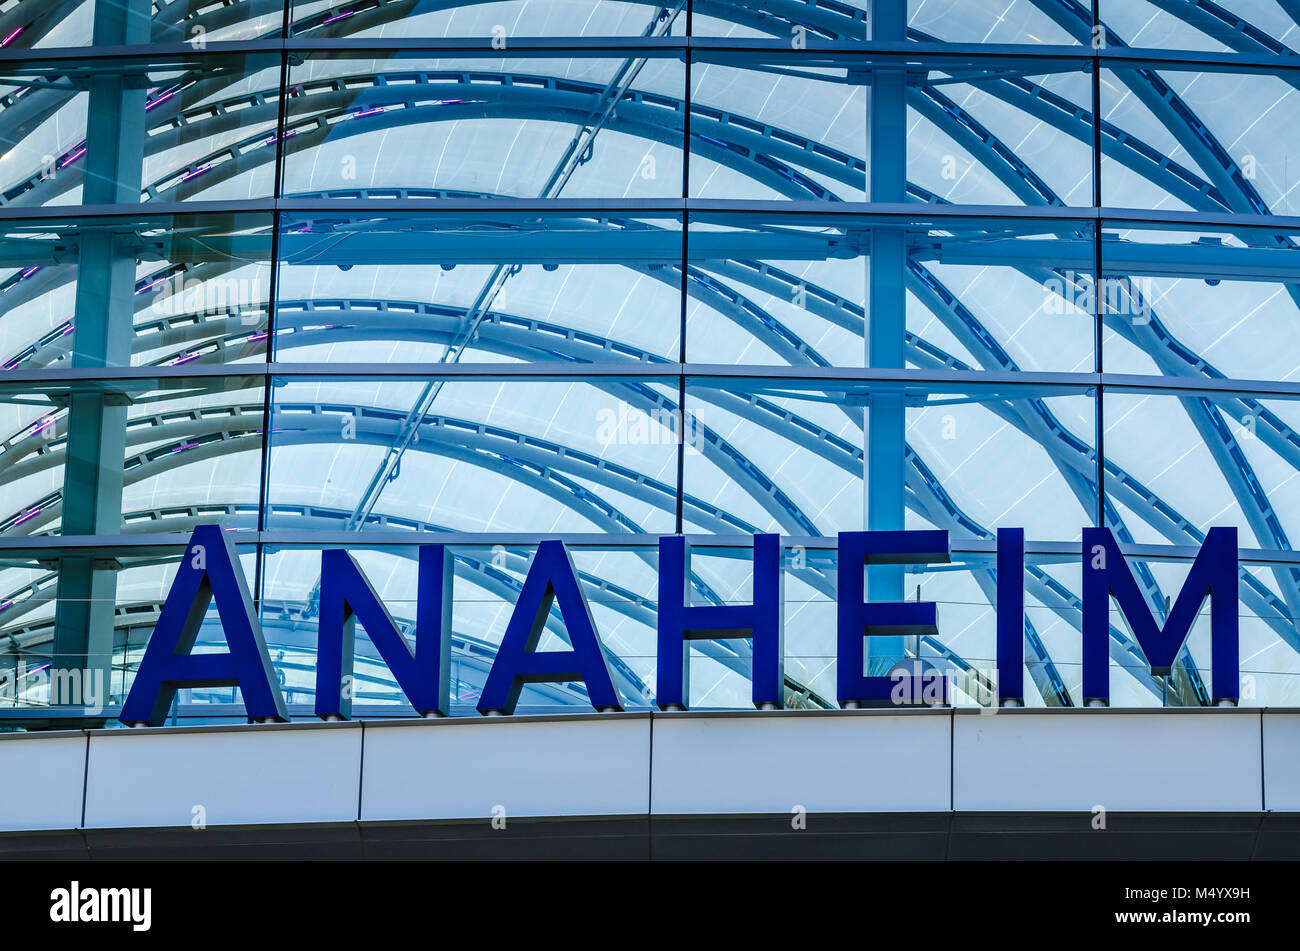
[[954, 713, 1262, 812], [650, 713, 951, 814], [0, 734, 86, 831], [1263, 713, 1300, 811], [361, 715, 651, 820], [83, 725, 362, 828]]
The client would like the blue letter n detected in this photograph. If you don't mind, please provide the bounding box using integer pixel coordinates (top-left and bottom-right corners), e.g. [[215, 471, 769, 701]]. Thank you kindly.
[[316, 545, 453, 719]]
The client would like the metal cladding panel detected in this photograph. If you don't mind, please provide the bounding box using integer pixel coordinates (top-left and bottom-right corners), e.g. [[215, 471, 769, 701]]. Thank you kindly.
[[953, 712, 1263, 812], [83, 725, 363, 828], [360, 715, 652, 820], [1263, 712, 1300, 811], [0, 734, 86, 832], [649, 712, 952, 814], [1, 711, 1295, 835]]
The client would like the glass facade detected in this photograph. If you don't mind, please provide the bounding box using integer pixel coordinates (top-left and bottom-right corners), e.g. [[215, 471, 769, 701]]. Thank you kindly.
[[2, 0, 1299, 724]]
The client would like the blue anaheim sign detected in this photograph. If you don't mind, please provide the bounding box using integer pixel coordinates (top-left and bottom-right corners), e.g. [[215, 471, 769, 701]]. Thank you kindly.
[[118, 525, 1242, 725]]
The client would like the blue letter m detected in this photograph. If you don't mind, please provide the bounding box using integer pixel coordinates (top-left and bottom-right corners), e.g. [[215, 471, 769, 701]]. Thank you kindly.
[[1082, 527, 1239, 703]]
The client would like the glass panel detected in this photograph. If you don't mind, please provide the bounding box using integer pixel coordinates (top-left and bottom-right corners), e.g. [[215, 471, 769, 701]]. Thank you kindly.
[[1100, 222, 1300, 383], [0, 212, 273, 372], [907, 0, 1091, 45], [281, 50, 686, 201], [1099, 0, 1297, 56], [690, 0, 869, 42], [273, 211, 682, 364], [0, 51, 281, 208], [265, 375, 681, 534], [0, 544, 257, 721], [688, 51, 1093, 205], [691, 0, 1091, 44], [0, 376, 265, 539], [1239, 556, 1300, 706], [290, 0, 687, 39], [1103, 386, 1300, 555], [0, 0, 94, 49], [682, 378, 1097, 540], [1100, 62, 1300, 215], [686, 212, 1095, 371], [151, 1, 287, 44], [688, 51, 866, 202]]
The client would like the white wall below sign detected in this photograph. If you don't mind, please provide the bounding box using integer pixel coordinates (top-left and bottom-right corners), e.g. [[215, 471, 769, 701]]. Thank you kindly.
[[0, 733, 86, 832], [0, 708, 1292, 833], [361, 715, 651, 820], [651, 712, 951, 814], [83, 724, 362, 829], [952, 712, 1262, 812]]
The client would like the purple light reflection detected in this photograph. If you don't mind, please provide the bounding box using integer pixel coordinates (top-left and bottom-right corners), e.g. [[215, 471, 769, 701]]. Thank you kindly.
[[58, 145, 86, 168], [12, 508, 40, 526]]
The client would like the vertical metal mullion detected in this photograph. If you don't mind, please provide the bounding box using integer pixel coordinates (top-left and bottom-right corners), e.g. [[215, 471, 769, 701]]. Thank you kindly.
[[1092, 0, 1103, 213], [253, 41, 291, 616], [676, 44, 691, 536], [676, 208, 687, 535], [1092, 0, 1105, 530]]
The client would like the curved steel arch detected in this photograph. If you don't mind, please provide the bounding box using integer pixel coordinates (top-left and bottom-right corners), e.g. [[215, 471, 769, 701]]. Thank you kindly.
[[4, 65, 867, 206]]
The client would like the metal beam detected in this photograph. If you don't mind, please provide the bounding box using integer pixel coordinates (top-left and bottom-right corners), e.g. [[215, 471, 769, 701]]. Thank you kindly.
[[50, 0, 149, 693]]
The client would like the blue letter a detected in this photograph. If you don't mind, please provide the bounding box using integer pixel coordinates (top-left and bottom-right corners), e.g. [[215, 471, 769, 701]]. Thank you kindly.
[[478, 540, 622, 715], [120, 525, 285, 725]]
